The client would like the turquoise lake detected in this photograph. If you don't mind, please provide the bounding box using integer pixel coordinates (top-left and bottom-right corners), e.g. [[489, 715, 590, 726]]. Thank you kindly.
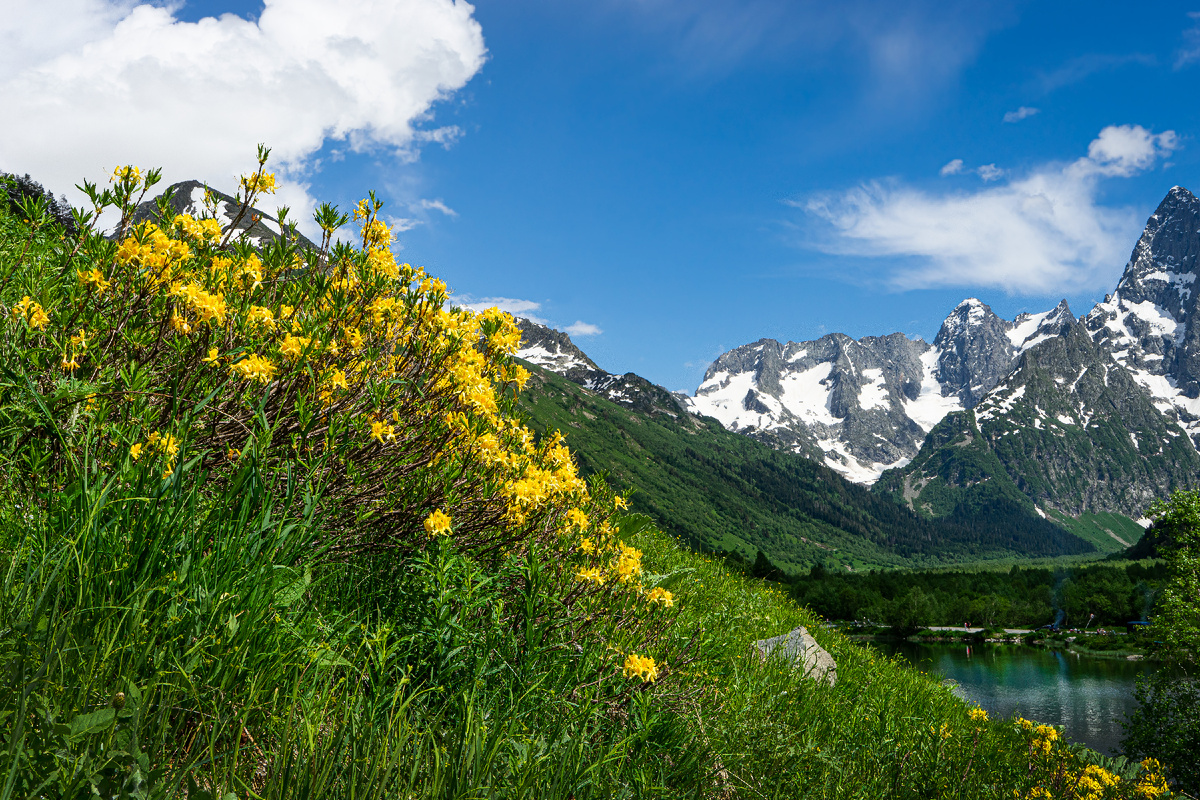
[[870, 641, 1158, 757]]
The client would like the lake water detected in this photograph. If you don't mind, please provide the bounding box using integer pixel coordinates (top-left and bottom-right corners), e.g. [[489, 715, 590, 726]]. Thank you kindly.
[[870, 641, 1158, 756]]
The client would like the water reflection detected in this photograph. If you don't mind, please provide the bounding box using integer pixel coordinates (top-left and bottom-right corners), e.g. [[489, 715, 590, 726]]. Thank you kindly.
[[871, 642, 1158, 756]]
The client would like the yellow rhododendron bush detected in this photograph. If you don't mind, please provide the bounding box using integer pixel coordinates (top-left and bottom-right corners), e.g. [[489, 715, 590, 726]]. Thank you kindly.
[[0, 151, 685, 694]]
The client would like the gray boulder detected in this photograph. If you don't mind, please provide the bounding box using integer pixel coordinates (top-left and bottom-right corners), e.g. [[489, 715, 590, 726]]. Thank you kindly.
[[752, 626, 837, 686]]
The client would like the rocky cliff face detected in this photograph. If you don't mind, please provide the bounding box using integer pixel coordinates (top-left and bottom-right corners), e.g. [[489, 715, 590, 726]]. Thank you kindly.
[[687, 185, 1200, 518], [1084, 186, 1200, 447]]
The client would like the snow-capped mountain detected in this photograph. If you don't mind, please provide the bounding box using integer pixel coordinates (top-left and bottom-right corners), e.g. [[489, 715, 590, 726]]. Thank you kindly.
[[880, 303, 1200, 519], [685, 297, 1079, 484], [514, 318, 692, 419], [506, 184, 1200, 521], [1084, 186, 1200, 448], [132, 180, 316, 250]]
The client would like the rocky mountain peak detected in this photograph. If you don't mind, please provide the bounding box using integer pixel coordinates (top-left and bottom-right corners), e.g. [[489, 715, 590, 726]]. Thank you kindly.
[[1084, 185, 1200, 445], [135, 180, 318, 250], [933, 297, 1015, 408], [513, 318, 690, 419]]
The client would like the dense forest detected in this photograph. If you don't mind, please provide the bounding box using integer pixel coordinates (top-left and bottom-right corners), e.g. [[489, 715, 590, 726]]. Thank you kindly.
[[769, 560, 1170, 630]]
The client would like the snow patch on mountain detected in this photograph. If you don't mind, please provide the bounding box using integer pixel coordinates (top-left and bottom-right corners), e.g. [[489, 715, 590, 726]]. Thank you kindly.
[[901, 350, 964, 431]]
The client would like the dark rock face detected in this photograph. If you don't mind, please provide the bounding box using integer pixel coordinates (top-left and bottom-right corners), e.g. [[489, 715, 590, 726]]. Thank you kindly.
[[689, 186, 1200, 520], [933, 298, 1018, 407], [1084, 186, 1200, 445], [687, 332, 939, 480], [514, 318, 690, 419], [133, 180, 317, 250]]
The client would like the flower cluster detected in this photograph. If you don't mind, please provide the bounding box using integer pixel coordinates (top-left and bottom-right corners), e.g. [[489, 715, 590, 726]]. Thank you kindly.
[[11, 296, 49, 330], [4, 153, 680, 719], [622, 654, 659, 683]]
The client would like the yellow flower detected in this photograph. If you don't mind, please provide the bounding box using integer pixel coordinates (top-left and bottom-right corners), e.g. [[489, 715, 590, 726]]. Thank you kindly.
[[77, 267, 111, 294], [61, 355, 80, 372], [566, 507, 589, 530], [226, 447, 240, 461], [204, 348, 220, 365], [574, 567, 604, 584], [130, 443, 144, 461], [613, 495, 629, 510], [111, 165, 141, 185], [968, 707, 988, 724], [579, 537, 596, 555], [12, 297, 49, 329], [612, 542, 643, 584], [231, 353, 277, 384], [645, 587, 675, 607], [370, 420, 396, 444], [70, 329, 88, 349], [423, 509, 452, 537], [326, 368, 349, 392], [247, 305, 275, 330], [622, 654, 659, 682], [240, 171, 276, 194]]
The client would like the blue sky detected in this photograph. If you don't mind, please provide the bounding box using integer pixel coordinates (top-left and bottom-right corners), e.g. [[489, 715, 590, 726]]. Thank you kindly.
[[4, 1, 1199, 391]]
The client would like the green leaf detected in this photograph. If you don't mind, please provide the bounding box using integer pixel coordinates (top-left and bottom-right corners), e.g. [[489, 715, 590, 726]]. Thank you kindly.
[[272, 564, 311, 608], [68, 707, 116, 738]]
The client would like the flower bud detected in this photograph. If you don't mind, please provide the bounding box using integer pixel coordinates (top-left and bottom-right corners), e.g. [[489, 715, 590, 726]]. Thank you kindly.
[[111, 692, 126, 709]]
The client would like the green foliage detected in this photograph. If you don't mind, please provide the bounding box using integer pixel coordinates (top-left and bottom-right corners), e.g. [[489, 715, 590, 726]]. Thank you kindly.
[[791, 561, 1166, 629], [1122, 490, 1200, 795]]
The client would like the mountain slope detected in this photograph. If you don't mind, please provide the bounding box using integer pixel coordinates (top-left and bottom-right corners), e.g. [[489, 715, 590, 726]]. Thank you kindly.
[[514, 323, 1094, 571], [1084, 185, 1200, 446], [132, 179, 317, 249], [875, 302, 1200, 534]]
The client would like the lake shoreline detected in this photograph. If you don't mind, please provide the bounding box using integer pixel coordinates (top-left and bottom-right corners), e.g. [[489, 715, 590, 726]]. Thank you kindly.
[[842, 627, 1151, 660]]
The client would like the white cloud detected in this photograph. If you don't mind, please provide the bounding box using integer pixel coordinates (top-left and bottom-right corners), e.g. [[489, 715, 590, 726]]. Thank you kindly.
[[1003, 106, 1039, 123], [456, 296, 547, 324], [802, 124, 1179, 294], [1080, 125, 1177, 177], [563, 321, 603, 337], [0, 0, 486, 236], [976, 163, 1003, 182], [419, 198, 458, 217], [1176, 12, 1200, 69], [939, 158, 964, 176], [453, 296, 601, 337]]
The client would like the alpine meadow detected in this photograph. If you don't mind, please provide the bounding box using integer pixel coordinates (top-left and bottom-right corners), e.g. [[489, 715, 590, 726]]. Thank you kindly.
[[0, 156, 1183, 798]]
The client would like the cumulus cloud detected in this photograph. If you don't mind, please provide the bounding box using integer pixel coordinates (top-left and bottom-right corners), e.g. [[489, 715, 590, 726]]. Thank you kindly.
[[1003, 106, 1039, 123], [802, 124, 1179, 294], [563, 321, 603, 337], [0, 0, 486, 235], [939, 158, 964, 176]]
